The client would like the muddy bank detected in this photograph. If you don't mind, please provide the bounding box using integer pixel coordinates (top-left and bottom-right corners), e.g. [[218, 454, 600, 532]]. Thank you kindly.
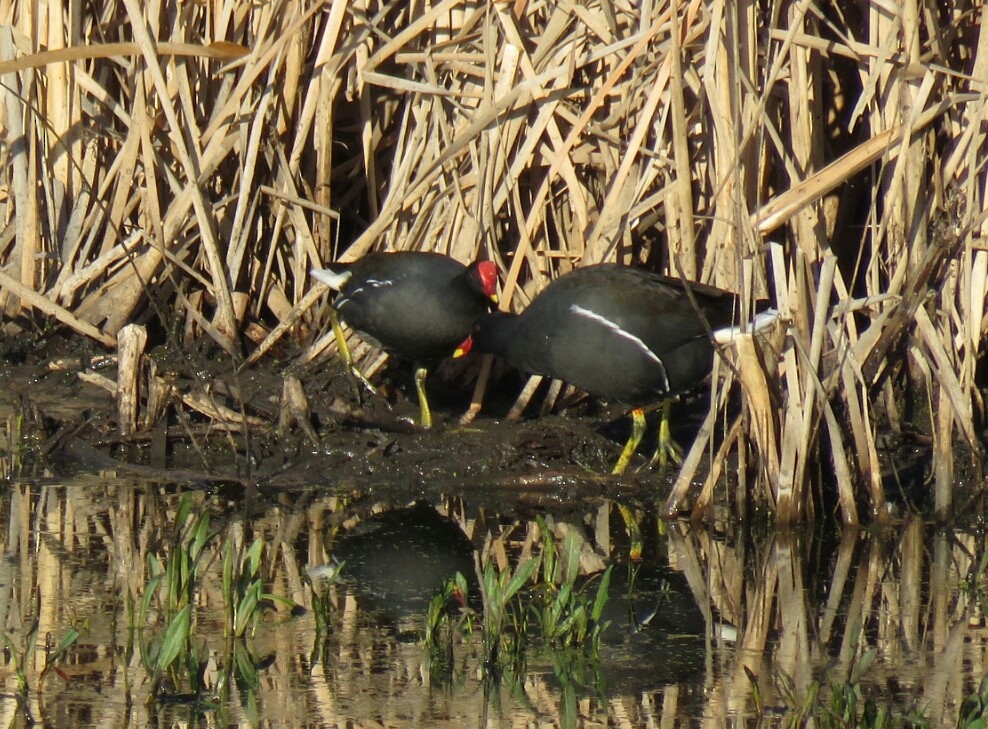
[[0, 336, 978, 520], [0, 338, 687, 506]]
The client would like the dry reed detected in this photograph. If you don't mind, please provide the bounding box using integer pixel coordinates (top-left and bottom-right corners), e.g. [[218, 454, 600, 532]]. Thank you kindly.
[[0, 1, 984, 522]]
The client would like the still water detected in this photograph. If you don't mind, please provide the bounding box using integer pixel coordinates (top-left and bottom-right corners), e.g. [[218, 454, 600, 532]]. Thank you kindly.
[[0, 478, 984, 727]]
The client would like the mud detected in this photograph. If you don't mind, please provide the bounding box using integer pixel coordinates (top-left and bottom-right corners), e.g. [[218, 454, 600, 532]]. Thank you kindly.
[[0, 336, 695, 511], [2, 334, 976, 519]]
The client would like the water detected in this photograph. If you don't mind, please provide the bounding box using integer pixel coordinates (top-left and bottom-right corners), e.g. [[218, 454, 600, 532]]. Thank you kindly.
[[0, 477, 984, 727]]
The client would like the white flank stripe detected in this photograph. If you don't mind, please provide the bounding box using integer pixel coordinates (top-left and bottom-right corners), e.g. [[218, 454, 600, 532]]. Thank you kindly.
[[570, 304, 669, 390], [310, 267, 352, 291], [712, 308, 780, 344], [341, 279, 392, 304], [363, 278, 393, 288]]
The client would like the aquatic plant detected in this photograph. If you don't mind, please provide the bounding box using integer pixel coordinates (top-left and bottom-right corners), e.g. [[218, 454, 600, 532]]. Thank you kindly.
[[307, 561, 343, 668], [532, 518, 612, 651], [222, 534, 296, 639], [216, 530, 298, 717], [773, 643, 932, 728], [136, 494, 297, 705], [422, 517, 612, 689], [957, 674, 988, 729], [424, 571, 472, 684], [137, 494, 213, 697], [479, 551, 540, 677], [0, 588, 81, 724]]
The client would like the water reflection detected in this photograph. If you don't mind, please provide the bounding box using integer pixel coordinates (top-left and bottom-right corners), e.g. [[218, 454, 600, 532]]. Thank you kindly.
[[327, 501, 479, 625], [0, 479, 983, 727]]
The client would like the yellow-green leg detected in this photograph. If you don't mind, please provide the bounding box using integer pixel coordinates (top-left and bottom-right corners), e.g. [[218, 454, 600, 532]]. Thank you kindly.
[[414, 366, 433, 429], [330, 309, 377, 397], [615, 501, 643, 560], [612, 407, 646, 475], [645, 400, 684, 470]]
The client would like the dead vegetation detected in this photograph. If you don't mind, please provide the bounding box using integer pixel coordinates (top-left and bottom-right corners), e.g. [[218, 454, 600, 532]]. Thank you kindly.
[[0, 1, 985, 523]]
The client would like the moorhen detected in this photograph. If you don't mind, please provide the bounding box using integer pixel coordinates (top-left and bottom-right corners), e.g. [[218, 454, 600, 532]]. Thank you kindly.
[[455, 264, 776, 473], [312, 251, 498, 428]]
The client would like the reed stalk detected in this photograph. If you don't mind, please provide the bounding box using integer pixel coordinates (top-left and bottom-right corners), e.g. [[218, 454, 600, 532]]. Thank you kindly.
[[0, 0, 983, 522]]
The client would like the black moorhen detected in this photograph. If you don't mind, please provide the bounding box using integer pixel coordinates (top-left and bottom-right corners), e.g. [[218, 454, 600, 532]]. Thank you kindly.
[[312, 251, 498, 428], [455, 264, 777, 473]]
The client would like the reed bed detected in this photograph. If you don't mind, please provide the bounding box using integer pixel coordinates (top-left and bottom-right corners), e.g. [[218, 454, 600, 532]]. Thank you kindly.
[[0, 1, 984, 522]]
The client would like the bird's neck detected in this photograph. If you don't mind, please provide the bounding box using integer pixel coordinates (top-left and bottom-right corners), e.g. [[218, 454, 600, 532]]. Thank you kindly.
[[475, 312, 519, 357]]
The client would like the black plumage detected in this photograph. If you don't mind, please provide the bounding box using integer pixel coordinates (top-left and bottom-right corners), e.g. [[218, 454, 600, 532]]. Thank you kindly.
[[313, 251, 498, 427], [457, 264, 773, 472]]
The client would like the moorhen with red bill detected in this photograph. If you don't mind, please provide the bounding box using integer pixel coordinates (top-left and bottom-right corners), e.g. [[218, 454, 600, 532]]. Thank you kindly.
[[312, 251, 498, 428], [455, 263, 777, 473]]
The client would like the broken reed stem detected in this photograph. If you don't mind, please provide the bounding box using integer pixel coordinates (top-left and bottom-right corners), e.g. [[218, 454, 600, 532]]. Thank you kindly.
[[117, 324, 147, 437]]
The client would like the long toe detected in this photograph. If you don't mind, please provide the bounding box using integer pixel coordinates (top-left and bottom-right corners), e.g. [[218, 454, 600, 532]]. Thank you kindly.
[[645, 436, 684, 471], [644, 402, 683, 470], [350, 364, 380, 399]]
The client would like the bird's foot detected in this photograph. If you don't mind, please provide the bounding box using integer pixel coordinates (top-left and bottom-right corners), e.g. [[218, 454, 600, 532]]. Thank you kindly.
[[347, 364, 381, 400], [642, 417, 684, 471], [642, 439, 683, 471]]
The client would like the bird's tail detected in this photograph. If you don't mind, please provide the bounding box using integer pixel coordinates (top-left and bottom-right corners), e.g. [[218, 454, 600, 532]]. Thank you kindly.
[[712, 309, 781, 344], [310, 267, 352, 291]]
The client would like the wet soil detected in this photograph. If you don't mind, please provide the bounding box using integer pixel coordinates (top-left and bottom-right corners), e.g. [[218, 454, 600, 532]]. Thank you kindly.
[[1, 335, 978, 519], [0, 337, 694, 511]]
